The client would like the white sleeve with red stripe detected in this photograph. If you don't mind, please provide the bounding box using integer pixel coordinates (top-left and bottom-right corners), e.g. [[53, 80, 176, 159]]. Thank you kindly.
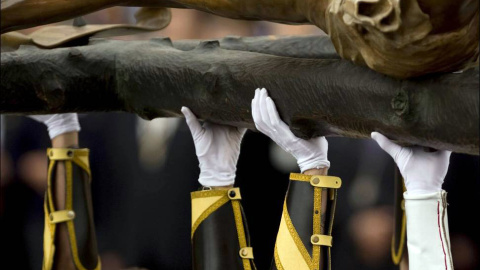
[[404, 190, 454, 270]]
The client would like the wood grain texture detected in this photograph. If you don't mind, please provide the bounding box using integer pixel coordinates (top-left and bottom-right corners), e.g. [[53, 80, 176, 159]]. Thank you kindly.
[[1, 37, 478, 154]]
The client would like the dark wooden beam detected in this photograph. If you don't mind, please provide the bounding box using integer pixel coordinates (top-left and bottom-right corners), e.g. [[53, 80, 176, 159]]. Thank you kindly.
[[1, 37, 478, 154]]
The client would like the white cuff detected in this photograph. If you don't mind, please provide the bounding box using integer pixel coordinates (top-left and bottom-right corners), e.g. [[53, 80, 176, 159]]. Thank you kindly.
[[298, 159, 330, 173], [198, 170, 235, 187], [404, 190, 453, 270]]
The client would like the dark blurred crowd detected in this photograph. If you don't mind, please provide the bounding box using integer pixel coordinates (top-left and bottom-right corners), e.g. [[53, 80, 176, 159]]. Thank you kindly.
[[1, 7, 479, 270]]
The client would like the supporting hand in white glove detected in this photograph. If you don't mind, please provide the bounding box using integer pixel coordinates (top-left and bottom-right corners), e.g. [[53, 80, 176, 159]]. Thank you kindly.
[[251, 88, 329, 173], [28, 113, 81, 140], [371, 131, 451, 194], [182, 107, 246, 187]]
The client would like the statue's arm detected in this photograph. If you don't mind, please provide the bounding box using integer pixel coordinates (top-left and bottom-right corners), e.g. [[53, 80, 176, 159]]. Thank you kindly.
[[1, 0, 125, 33], [1, 0, 310, 34]]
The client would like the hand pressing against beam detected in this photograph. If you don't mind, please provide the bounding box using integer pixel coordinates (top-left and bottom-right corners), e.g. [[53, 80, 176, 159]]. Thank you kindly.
[[371, 132, 451, 194], [371, 132, 453, 270], [251, 88, 330, 174], [181, 107, 246, 188]]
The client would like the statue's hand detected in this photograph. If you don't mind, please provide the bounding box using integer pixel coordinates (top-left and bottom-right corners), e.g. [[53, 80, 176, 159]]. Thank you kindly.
[[251, 88, 329, 172], [28, 113, 80, 139], [371, 132, 451, 194], [182, 107, 246, 187]]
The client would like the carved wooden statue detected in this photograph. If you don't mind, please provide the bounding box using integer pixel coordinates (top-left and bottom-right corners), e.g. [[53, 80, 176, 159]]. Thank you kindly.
[[2, 0, 478, 78]]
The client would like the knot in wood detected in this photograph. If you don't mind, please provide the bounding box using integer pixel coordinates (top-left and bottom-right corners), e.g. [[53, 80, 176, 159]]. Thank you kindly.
[[391, 90, 409, 116]]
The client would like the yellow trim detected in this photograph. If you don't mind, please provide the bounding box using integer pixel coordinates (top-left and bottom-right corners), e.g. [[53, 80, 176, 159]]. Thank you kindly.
[[391, 213, 406, 265], [283, 201, 312, 267], [191, 195, 225, 227], [191, 195, 230, 238], [391, 178, 407, 265], [190, 190, 231, 238], [232, 200, 252, 270], [289, 173, 342, 189], [191, 189, 228, 199], [312, 187, 322, 268], [274, 244, 285, 270], [276, 209, 311, 270]]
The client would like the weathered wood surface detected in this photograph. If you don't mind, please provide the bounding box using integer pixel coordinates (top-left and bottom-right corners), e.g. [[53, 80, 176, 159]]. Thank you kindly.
[[172, 35, 339, 59], [1, 37, 478, 154]]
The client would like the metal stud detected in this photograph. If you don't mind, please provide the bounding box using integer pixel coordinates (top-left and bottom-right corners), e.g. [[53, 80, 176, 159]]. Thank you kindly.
[[67, 150, 73, 157], [312, 177, 320, 185], [49, 214, 54, 221], [241, 248, 248, 256], [311, 235, 319, 243], [67, 211, 75, 219], [229, 190, 236, 198]]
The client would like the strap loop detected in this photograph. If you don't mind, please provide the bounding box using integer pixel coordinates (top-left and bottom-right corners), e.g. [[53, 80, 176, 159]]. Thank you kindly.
[[310, 234, 333, 247], [239, 247, 254, 259], [228, 188, 242, 200], [49, 210, 76, 224], [47, 148, 89, 161], [289, 173, 342, 188]]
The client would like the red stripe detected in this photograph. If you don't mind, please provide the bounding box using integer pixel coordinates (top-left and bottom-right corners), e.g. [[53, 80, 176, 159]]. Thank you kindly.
[[437, 202, 448, 270]]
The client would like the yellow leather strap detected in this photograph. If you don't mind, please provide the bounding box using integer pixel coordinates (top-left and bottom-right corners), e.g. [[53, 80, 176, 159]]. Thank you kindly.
[[230, 188, 253, 270], [289, 173, 342, 189], [47, 148, 91, 180], [44, 148, 99, 270], [190, 189, 230, 238], [391, 177, 407, 265], [310, 235, 333, 247], [49, 210, 76, 224], [312, 186, 322, 268], [47, 148, 89, 161], [289, 172, 341, 270]]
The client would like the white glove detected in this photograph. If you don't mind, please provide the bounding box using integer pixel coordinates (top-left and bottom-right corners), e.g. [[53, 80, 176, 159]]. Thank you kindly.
[[251, 88, 329, 172], [28, 113, 81, 139], [181, 106, 246, 187], [371, 132, 451, 194]]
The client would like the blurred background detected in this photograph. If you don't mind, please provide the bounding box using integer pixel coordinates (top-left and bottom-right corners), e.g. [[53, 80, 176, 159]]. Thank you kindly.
[[1, 7, 479, 270]]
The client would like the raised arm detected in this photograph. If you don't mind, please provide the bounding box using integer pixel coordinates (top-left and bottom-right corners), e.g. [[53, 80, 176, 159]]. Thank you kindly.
[[372, 132, 453, 270], [252, 88, 342, 270], [29, 114, 101, 270]]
